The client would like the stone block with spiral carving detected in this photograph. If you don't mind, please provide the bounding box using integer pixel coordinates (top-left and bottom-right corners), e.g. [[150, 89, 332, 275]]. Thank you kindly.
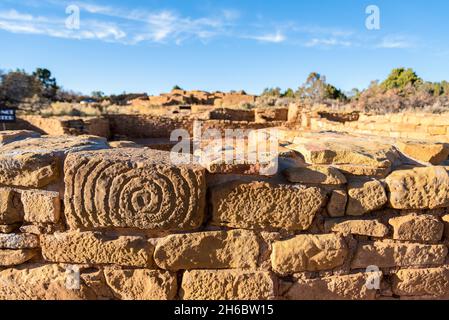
[[64, 148, 206, 231]]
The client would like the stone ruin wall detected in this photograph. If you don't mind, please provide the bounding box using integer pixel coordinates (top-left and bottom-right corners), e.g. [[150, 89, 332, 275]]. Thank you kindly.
[[1, 126, 449, 300], [304, 112, 449, 142], [8, 107, 288, 141]]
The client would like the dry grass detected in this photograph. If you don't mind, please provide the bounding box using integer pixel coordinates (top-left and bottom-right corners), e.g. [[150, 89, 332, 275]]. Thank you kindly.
[[39, 102, 171, 117]]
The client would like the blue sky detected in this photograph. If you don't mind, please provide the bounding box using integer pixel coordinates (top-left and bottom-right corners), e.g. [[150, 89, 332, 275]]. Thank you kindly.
[[0, 0, 448, 95]]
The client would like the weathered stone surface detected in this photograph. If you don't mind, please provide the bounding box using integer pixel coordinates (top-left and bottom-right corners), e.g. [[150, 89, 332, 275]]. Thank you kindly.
[[327, 189, 347, 217], [22, 190, 61, 223], [0, 264, 96, 300], [180, 270, 277, 300], [104, 269, 177, 300], [283, 165, 347, 185], [351, 241, 447, 269], [80, 270, 114, 299], [196, 143, 278, 176], [40, 231, 154, 267], [64, 148, 206, 231], [335, 164, 391, 179], [389, 214, 443, 242], [0, 249, 37, 266], [108, 141, 142, 149], [271, 234, 348, 273], [285, 272, 382, 300], [154, 230, 259, 271], [0, 130, 40, 146], [346, 179, 387, 216], [392, 267, 449, 298], [0, 233, 39, 249], [396, 141, 449, 165], [0, 188, 23, 224], [211, 182, 326, 231], [0, 135, 109, 188], [290, 133, 398, 170], [324, 218, 389, 237], [19, 223, 64, 235], [386, 167, 449, 210]]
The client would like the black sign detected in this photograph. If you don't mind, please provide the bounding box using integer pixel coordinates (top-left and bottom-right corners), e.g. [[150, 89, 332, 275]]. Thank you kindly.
[[0, 108, 16, 123]]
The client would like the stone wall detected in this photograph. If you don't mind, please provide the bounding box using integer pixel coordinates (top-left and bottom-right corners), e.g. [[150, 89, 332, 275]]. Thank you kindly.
[[305, 112, 449, 142], [8, 114, 282, 141], [7, 116, 111, 139], [1, 129, 449, 300]]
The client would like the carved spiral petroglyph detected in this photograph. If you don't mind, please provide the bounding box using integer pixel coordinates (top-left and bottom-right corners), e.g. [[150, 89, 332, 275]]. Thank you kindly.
[[65, 155, 205, 230]]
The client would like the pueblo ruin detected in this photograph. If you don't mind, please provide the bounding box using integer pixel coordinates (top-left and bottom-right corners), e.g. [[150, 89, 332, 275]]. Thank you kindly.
[[1, 88, 449, 300]]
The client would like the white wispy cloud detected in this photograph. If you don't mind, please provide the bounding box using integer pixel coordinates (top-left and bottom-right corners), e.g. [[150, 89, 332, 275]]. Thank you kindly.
[[0, 1, 420, 50], [247, 31, 286, 43], [0, 2, 240, 45], [377, 35, 414, 49], [305, 38, 352, 48], [0, 8, 127, 42]]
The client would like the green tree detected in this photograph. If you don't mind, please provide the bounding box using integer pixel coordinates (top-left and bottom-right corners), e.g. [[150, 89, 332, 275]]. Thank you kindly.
[[282, 88, 296, 98], [348, 88, 361, 99], [91, 91, 105, 100], [172, 85, 183, 91], [261, 87, 281, 97], [0, 69, 42, 107], [380, 68, 422, 91], [297, 72, 347, 102], [33, 68, 59, 100]]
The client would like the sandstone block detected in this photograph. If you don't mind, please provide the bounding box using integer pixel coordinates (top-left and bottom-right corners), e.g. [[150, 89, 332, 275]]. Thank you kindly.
[[324, 218, 389, 237], [0, 135, 109, 188], [0, 233, 39, 249], [80, 270, 114, 299], [180, 270, 277, 300], [0, 188, 23, 224], [0, 264, 96, 300], [283, 165, 347, 185], [104, 269, 177, 300], [271, 234, 348, 274], [64, 148, 206, 231], [392, 267, 449, 298], [211, 182, 326, 231], [108, 141, 142, 148], [386, 167, 449, 210], [346, 179, 387, 216], [285, 272, 382, 300], [351, 241, 447, 269], [327, 189, 347, 217], [396, 141, 449, 165], [22, 190, 61, 223], [40, 231, 155, 267], [0, 249, 37, 266], [389, 214, 443, 242], [196, 145, 278, 176], [291, 134, 397, 169], [154, 230, 259, 271], [335, 164, 391, 179], [0, 130, 40, 146]]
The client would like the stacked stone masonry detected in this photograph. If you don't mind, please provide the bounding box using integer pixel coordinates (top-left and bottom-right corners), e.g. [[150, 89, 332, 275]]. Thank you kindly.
[[1, 127, 449, 300]]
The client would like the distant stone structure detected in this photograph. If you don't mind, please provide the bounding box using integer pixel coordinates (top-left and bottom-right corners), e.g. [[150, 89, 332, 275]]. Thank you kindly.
[[130, 89, 256, 108]]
